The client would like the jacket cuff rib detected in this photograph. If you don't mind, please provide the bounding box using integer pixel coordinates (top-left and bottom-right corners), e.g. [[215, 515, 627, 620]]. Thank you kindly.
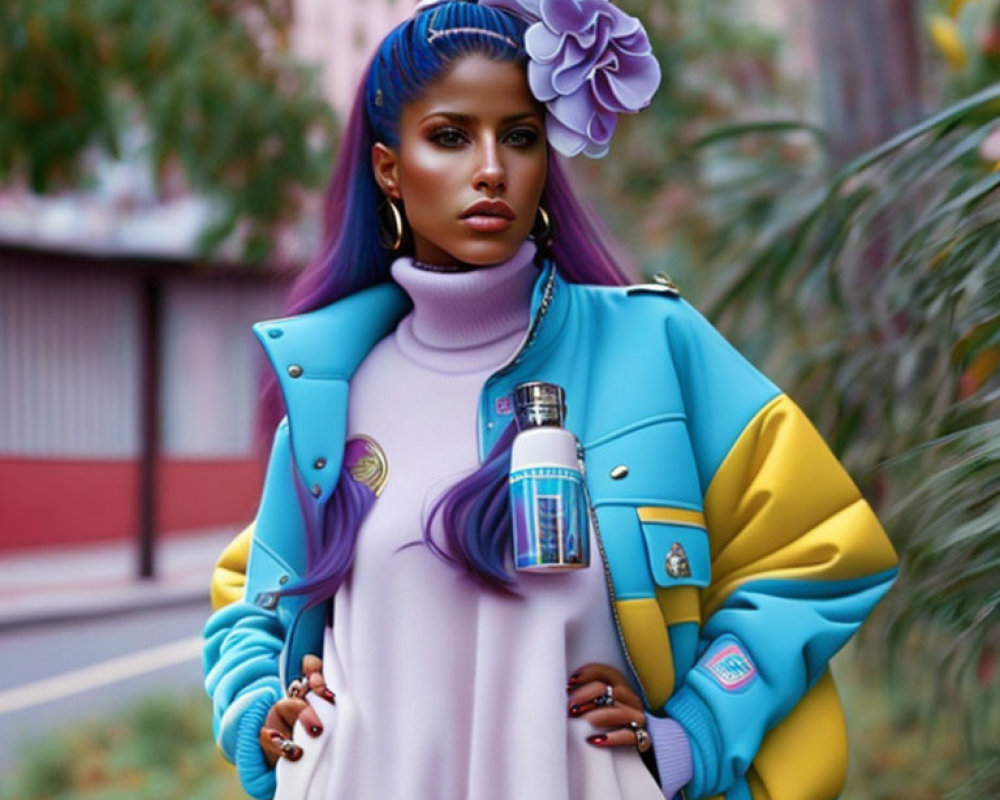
[[645, 713, 693, 799], [665, 687, 721, 799], [235, 695, 277, 800]]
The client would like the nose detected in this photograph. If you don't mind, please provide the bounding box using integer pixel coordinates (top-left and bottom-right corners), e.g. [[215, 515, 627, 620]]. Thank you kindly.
[[472, 137, 506, 193]]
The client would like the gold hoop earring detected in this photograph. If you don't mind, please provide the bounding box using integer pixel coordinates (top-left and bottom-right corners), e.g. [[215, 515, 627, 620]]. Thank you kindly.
[[533, 206, 554, 247], [378, 199, 405, 252]]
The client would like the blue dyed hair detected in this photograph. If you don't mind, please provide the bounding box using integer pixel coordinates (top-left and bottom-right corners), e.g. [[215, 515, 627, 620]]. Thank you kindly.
[[366, 3, 529, 148], [276, 1, 630, 607]]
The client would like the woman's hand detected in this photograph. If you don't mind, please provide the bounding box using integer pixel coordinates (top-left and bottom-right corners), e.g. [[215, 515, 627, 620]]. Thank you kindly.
[[567, 663, 651, 753], [259, 654, 336, 767]]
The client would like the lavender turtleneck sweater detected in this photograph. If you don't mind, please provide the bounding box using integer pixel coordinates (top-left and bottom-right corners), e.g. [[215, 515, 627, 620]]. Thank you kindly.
[[274, 242, 691, 800]]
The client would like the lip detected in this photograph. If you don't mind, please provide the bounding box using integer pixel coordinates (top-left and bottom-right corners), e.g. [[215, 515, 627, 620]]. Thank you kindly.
[[461, 216, 513, 233], [460, 199, 516, 221]]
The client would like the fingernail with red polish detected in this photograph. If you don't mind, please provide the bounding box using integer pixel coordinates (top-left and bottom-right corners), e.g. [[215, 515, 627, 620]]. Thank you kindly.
[[587, 734, 608, 745], [268, 731, 284, 742], [320, 688, 336, 704], [309, 725, 323, 736], [287, 747, 303, 762]]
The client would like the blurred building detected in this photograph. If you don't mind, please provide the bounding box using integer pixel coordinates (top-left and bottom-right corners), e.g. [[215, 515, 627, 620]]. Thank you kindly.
[[292, 0, 415, 115], [0, 245, 288, 553], [0, 1, 417, 555]]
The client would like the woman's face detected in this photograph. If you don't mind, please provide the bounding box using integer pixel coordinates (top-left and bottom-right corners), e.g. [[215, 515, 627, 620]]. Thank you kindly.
[[373, 55, 548, 269]]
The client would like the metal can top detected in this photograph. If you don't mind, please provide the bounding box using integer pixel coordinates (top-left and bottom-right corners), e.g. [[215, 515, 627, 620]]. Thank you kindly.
[[514, 381, 566, 429]]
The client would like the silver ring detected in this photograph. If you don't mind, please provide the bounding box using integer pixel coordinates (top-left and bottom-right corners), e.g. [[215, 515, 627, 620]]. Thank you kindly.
[[277, 737, 298, 756], [629, 720, 651, 753], [287, 675, 311, 698], [594, 684, 615, 707]]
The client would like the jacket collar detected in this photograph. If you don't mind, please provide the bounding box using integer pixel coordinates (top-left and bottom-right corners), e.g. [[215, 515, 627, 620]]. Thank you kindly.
[[253, 282, 412, 383], [253, 258, 570, 497]]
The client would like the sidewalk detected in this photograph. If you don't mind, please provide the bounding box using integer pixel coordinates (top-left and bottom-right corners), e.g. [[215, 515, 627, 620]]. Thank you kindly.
[[0, 528, 236, 630]]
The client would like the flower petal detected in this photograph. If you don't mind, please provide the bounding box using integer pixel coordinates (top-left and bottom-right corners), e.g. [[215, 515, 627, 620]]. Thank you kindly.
[[604, 52, 662, 110], [547, 88, 595, 134], [528, 60, 560, 102], [544, 111, 590, 157], [539, 0, 593, 33], [613, 27, 652, 56], [586, 105, 617, 145], [524, 22, 564, 63], [582, 138, 611, 158], [604, 5, 642, 38], [550, 39, 595, 94]]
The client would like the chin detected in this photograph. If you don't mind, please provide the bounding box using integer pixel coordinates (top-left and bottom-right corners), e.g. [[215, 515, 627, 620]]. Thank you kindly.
[[450, 238, 528, 269]]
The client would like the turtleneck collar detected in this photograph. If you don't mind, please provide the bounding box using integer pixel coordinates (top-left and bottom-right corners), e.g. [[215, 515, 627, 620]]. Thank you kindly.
[[390, 241, 539, 372]]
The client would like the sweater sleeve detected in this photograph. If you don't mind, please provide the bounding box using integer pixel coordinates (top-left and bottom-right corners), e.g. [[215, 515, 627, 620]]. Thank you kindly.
[[661, 302, 898, 800], [645, 712, 694, 799]]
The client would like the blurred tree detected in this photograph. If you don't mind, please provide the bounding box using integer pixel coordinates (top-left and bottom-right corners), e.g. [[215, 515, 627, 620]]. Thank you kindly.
[[574, 0, 807, 294], [928, 0, 1000, 108], [703, 86, 1000, 800], [0, 0, 337, 263], [573, 3, 1000, 795], [811, 0, 924, 164]]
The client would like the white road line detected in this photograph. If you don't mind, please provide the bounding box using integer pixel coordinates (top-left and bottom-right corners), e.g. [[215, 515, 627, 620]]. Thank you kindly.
[[0, 635, 203, 715]]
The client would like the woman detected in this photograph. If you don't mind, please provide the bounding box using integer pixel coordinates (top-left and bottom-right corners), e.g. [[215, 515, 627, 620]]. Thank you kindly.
[[203, 3, 899, 800]]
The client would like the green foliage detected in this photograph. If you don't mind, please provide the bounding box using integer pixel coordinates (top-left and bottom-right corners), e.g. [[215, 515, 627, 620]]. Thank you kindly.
[[1, 692, 243, 800], [835, 641, 986, 800], [928, 0, 1000, 103], [572, 0, 810, 288], [693, 85, 1000, 796], [0, 0, 337, 262]]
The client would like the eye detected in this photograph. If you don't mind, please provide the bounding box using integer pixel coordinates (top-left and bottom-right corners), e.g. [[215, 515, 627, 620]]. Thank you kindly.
[[503, 127, 541, 148], [429, 127, 468, 148]]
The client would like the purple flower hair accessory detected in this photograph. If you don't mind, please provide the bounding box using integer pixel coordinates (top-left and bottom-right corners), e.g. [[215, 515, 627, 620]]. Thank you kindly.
[[479, 0, 661, 157]]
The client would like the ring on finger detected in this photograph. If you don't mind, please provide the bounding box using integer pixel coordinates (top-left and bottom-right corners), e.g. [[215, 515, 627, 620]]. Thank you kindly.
[[287, 675, 311, 698], [268, 732, 301, 759], [594, 684, 614, 707], [629, 720, 651, 753]]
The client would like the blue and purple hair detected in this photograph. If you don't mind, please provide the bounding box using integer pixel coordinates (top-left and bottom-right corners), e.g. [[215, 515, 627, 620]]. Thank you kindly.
[[270, 2, 631, 606]]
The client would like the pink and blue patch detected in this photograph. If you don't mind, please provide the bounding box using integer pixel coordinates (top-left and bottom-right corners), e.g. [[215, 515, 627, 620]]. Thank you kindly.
[[703, 643, 757, 691]]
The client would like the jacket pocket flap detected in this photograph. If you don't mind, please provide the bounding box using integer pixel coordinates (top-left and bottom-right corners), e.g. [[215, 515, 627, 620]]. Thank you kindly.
[[639, 515, 711, 588]]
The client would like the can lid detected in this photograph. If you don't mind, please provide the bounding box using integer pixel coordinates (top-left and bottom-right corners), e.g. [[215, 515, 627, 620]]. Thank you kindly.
[[514, 382, 566, 429]]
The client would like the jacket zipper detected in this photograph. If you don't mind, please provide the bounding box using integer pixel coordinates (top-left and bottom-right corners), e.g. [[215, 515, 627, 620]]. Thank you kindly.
[[489, 267, 652, 708], [491, 260, 556, 379], [576, 441, 652, 711], [477, 262, 557, 458]]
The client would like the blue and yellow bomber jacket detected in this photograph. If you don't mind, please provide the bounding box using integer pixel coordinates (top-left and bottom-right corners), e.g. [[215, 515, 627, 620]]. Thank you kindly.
[[203, 260, 899, 800]]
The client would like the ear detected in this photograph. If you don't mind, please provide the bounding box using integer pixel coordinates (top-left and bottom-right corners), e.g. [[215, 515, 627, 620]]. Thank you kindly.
[[372, 142, 402, 201]]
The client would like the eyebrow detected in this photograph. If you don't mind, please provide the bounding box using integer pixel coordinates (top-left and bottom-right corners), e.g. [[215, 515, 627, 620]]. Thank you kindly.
[[422, 111, 542, 125]]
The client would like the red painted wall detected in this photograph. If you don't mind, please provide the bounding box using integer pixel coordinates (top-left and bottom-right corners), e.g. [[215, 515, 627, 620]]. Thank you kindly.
[[0, 457, 264, 552], [157, 458, 263, 533]]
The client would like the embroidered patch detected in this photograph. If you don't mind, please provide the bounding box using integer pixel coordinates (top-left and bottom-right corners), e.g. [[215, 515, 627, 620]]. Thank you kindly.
[[495, 395, 514, 415], [704, 644, 757, 691], [344, 434, 389, 496]]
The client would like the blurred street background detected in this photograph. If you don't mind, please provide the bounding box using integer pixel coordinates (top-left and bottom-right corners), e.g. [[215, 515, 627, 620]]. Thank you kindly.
[[1, 0, 998, 798]]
